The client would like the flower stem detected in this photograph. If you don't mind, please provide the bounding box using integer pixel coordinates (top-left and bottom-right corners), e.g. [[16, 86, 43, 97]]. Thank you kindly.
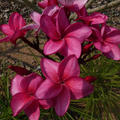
[[21, 37, 55, 61]]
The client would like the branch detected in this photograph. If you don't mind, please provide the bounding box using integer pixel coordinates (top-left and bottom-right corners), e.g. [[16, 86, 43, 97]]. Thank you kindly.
[[87, 0, 120, 13], [21, 37, 55, 61], [86, 0, 94, 8]]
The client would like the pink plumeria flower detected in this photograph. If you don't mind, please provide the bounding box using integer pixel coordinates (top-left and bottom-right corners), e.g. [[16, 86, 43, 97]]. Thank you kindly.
[[0, 12, 26, 44], [38, 0, 58, 9], [93, 25, 120, 60], [40, 7, 92, 58], [10, 73, 52, 120], [58, 0, 88, 13], [36, 55, 94, 116]]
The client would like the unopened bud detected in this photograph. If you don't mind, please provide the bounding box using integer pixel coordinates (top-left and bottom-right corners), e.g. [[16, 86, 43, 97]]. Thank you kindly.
[[84, 76, 96, 83], [8, 65, 31, 75], [92, 54, 101, 60], [83, 43, 93, 53]]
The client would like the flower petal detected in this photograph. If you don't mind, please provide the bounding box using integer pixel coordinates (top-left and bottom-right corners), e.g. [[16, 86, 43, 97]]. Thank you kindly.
[[48, 0, 58, 5], [40, 15, 60, 40], [65, 22, 92, 43], [66, 77, 94, 99], [94, 41, 111, 53], [58, 55, 80, 81], [36, 79, 62, 99], [22, 24, 39, 31], [79, 12, 108, 25], [10, 30, 25, 44], [30, 12, 41, 25], [0, 24, 14, 35], [56, 7, 69, 35], [39, 99, 53, 109], [105, 30, 120, 44], [43, 5, 59, 17], [40, 58, 59, 83], [24, 100, 40, 120], [54, 86, 70, 116], [64, 37, 82, 58], [58, 0, 88, 11], [11, 75, 24, 96], [104, 43, 120, 60], [38, 0, 48, 9], [0, 37, 10, 43], [89, 12, 108, 24], [44, 39, 65, 55], [21, 73, 43, 93], [9, 12, 26, 31], [10, 93, 35, 116]]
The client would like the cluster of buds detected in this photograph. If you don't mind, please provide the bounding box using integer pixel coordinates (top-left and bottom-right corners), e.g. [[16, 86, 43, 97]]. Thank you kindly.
[[0, 0, 120, 120]]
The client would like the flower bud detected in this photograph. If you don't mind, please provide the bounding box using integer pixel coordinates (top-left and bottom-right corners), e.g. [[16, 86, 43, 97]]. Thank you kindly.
[[84, 76, 96, 83]]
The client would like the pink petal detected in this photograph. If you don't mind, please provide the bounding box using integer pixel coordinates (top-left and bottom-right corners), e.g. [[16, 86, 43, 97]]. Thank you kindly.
[[66, 77, 94, 99], [105, 30, 120, 44], [56, 7, 69, 35], [27, 76, 43, 94], [104, 43, 120, 60], [11, 75, 24, 96], [54, 86, 70, 116], [30, 12, 41, 25], [24, 100, 40, 120], [0, 37, 10, 43], [94, 41, 111, 53], [80, 12, 108, 25], [89, 12, 108, 24], [102, 25, 117, 36], [48, 0, 58, 5], [44, 39, 65, 55], [10, 30, 25, 44], [9, 12, 26, 31], [21, 24, 39, 31], [39, 99, 53, 109], [40, 15, 60, 40], [43, 5, 59, 17], [79, 6, 88, 16], [38, 0, 48, 9], [64, 36, 82, 58], [21, 73, 43, 94], [101, 24, 106, 37], [40, 58, 59, 83], [36, 79, 62, 99], [91, 27, 103, 41], [0, 24, 14, 35], [65, 22, 92, 43], [10, 93, 35, 116], [58, 55, 80, 81], [8, 65, 31, 75], [58, 0, 88, 11]]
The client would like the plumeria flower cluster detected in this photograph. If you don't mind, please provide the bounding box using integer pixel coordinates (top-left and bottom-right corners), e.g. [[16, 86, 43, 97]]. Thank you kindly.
[[0, 0, 120, 120]]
